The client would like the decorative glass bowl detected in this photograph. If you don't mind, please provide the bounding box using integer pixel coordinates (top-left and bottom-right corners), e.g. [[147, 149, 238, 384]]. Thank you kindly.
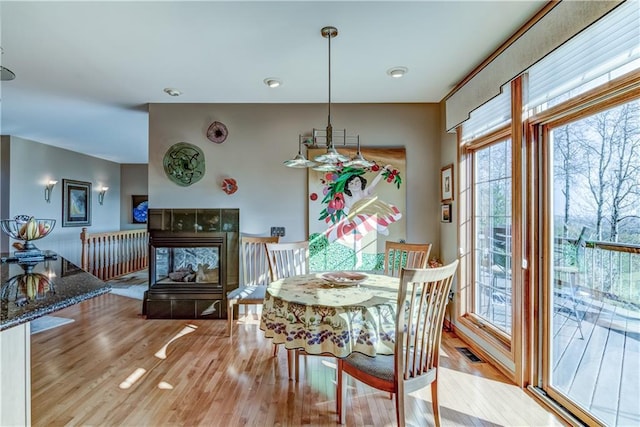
[[322, 271, 368, 287], [2, 272, 54, 306], [0, 217, 56, 252]]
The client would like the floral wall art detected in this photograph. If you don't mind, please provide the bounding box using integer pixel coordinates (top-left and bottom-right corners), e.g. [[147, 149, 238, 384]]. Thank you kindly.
[[308, 147, 406, 271]]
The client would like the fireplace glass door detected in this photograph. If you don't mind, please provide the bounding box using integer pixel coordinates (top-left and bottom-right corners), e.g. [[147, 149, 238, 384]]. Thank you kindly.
[[154, 247, 220, 285]]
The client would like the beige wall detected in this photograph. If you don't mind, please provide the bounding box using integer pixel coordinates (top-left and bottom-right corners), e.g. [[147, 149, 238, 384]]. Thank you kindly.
[[439, 102, 458, 264], [3, 136, 121, 264], [148, 103, 443, 252]]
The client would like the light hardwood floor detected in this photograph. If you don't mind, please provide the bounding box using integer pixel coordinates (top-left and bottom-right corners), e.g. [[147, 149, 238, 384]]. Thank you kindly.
[[31, 293, 562, 426]]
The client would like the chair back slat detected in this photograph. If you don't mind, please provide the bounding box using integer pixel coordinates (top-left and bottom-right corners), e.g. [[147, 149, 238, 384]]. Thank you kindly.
[[384, 241, 432, 277], [395, 260, 458, 382], [241, 236, 279, 286], [266, 241, 309, 281]]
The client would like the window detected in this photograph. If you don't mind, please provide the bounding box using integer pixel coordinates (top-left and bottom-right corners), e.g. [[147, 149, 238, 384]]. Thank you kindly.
[[473, 139, 513, 335], [452, 2, 639, 423]]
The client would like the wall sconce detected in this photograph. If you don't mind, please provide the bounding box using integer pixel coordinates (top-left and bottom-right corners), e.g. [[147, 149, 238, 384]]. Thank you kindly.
[[44, 180, 57, 203], [98, 186, 109, 205]]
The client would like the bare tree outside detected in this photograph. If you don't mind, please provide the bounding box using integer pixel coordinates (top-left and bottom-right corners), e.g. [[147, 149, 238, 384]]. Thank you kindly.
[[606, 103, 640, 242], [554, 100, 640, 244], [553, 124, 586, 238]]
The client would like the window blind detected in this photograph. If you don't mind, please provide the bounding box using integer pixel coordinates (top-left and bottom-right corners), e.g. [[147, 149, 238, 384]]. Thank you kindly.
[[461, 84, 511, 143], [445, 1, 619, 132], [527, 1, 640, 113]]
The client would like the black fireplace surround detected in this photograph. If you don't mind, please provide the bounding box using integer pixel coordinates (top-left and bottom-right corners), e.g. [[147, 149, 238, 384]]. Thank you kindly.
[[143, 208, 239, 319]]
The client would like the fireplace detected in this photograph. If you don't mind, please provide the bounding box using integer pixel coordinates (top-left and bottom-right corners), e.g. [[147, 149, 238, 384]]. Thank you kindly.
[[143, 208, 239, 319]]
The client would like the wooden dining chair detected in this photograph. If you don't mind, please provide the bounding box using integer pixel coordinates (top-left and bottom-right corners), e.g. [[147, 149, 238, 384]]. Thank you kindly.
[[336, 260, 459, 426], [384, 241, 432, 277], [266, 241, 309, 281], [265, 241, 310, 380], [226, 235, 279, 338]]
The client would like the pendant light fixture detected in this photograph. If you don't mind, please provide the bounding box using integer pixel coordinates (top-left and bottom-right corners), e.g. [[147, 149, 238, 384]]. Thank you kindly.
[[0, 47, 16, 81], [0, 66, 15, 81], [284, 26, 373, 170], [283, 135, 317, 168]]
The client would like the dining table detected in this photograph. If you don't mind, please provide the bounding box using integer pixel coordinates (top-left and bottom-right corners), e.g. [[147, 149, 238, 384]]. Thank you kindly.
[[259, 272, 400, 379]]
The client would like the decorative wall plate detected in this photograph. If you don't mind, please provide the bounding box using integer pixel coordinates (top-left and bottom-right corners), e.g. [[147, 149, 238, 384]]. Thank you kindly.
[[206, 121, 228, 144], [163, 142, 205, 187], [221, 178, 238, 195]]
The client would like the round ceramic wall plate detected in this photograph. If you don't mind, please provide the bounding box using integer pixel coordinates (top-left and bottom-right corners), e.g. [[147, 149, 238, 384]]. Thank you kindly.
[[206, 121, 228, 144], [163, 142, 205, 187]]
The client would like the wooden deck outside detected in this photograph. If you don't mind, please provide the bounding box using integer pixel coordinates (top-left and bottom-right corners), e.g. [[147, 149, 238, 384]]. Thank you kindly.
[[552, 291, 640, 427], [477, 269, 640, 426]]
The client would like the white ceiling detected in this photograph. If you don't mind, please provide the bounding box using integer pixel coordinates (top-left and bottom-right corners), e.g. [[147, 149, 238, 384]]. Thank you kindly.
[[0, 1, 546, 164]]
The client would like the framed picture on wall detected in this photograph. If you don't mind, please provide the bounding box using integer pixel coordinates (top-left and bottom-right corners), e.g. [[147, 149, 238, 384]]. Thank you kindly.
[[62, 179, 91, 227], [132, 195, 148, 224], [440, 164, 454, 202], [441, 203, 452, 223]]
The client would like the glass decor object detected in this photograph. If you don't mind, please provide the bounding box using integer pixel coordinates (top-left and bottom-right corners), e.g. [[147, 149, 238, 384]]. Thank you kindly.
[[132, 195, 148, 224], [221, 178, 238, 195], [133, 201, 148, 223], [0, 216, 56, 261], [321, 271, 368, 286], [2, 262, 55, 306], [206, 121, 228, 144], [163, 142, 206, 187]]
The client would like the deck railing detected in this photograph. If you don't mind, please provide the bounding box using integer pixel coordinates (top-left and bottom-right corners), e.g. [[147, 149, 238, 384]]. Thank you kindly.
[[556, 237, 640, 307], [80, 228, 149, 281]]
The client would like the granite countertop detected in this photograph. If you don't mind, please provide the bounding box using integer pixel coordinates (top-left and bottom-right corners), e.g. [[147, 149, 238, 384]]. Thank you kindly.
[[1, 253, 111, 331]]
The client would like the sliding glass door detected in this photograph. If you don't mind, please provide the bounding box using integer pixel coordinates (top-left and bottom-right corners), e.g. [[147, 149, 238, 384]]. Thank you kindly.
[[542, 99, 640, 426]]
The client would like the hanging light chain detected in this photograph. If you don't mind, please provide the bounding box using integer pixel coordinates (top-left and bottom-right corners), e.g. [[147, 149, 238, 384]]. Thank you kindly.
[[284, 26, 372, 169], [323, 26, 337, 150]]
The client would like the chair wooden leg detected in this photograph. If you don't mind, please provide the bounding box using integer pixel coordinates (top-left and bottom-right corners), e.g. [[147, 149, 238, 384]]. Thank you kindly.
[[273, 343, 278, 357], [336, 360, 345, 425], [431, 380, 441, 427], [227, 300, 235, 338], [295, 349, 300, 382], [394, 389, 405, 427]]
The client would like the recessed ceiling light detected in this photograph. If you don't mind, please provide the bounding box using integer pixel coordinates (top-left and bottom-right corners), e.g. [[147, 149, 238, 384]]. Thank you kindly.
[[387, 67, 408, 78], [163, 87, 182, 96], [264, 78, 282, 88]]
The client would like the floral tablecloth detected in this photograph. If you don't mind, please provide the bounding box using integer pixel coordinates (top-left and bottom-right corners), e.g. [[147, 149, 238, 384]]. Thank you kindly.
[[259, 273, 399, 358]]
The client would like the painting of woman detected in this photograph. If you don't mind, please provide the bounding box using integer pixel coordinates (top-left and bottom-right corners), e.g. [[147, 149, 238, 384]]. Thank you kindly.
[[308, 147, 406, 270]]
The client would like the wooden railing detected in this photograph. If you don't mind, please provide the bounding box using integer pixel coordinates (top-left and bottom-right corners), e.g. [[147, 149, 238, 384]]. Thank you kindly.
[[556, 236, 640, 306], [582, 240, 640, 306], [80, 228, 149, 281]]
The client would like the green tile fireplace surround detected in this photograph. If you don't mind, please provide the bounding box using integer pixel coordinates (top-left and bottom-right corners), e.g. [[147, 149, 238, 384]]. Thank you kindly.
[[143, 209, 239, 319]]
